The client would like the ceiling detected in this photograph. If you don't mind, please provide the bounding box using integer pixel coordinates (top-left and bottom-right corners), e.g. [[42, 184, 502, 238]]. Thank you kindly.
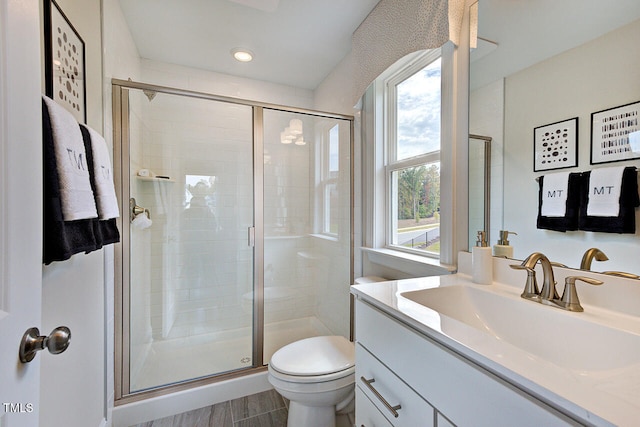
[[472, 0, 640, 89], [118, 0, 380, 90]]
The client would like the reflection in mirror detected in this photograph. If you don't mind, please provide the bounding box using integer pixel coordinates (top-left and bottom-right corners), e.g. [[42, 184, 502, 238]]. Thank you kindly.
[[470, 0, 640, 274], [468, 134, 499, 251]]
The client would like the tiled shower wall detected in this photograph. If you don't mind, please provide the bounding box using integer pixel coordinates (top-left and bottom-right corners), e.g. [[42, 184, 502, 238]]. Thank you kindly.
[[127, 86, 353, 376], [130, 92, 255, 348]]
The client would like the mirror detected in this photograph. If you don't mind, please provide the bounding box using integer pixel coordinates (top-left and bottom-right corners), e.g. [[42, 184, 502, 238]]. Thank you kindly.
[[470, 0, 640, 274], [468, 134, 496, 250]]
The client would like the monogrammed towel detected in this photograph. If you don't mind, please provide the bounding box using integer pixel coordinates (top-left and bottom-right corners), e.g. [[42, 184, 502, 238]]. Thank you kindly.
[[42, 96, 97, 221], [541, 171, 570, 217], [586, 166, 625, 217], [79, 124, 119, 220]]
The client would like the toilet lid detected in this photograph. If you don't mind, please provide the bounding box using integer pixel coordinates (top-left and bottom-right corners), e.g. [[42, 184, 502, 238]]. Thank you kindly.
[[270, 336, 355, 376]]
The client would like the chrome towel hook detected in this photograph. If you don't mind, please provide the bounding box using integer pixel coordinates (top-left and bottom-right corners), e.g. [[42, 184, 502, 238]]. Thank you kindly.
[[129, 197, 150, 222]]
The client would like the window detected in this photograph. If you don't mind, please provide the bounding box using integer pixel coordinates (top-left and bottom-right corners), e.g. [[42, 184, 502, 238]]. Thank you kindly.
[[320, 124, 340, 237], [385, 51, 441, 257]]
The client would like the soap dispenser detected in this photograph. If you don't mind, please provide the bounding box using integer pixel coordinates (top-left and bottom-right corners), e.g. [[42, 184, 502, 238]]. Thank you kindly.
[[493, 230, 517, 258], [472, 231, 493, 285]]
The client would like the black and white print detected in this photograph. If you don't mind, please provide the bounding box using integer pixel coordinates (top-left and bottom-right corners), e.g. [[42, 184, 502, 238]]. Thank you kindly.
[[45, 0, 86, 123], [534, 117, 578, 172]]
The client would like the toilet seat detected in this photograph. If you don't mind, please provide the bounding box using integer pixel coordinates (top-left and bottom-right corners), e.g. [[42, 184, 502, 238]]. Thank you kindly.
[[269, 336, 355, 384], [268, 336, 356, 426], [269, 363, 355, 384]]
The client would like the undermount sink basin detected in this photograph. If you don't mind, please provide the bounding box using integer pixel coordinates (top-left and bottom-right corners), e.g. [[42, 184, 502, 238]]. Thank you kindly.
[[399, 284, 640, 373]]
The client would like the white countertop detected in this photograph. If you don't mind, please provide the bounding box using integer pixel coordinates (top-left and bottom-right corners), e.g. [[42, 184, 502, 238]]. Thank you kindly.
[[351, 272, 640, 427]]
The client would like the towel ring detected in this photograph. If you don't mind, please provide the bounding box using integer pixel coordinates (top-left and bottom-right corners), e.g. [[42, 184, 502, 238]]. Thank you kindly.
[[129, 197, 150, 222]]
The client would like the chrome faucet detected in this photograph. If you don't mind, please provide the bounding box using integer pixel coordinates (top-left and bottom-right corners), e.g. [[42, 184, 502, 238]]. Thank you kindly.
[[580, 248, 608, 270]]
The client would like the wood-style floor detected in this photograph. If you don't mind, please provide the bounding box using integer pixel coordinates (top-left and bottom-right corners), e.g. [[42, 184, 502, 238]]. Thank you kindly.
[[132, 389, 288, 427]]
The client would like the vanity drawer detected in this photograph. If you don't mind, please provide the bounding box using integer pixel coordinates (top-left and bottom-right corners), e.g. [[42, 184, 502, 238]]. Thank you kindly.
[[356, 343, 435, 427], [356, 386, 394, 427]]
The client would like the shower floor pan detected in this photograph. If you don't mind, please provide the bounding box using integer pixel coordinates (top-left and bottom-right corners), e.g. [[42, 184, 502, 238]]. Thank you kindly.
[[131, 316, 331, 392]]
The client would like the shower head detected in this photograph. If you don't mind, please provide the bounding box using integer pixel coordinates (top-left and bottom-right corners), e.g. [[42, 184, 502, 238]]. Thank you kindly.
[[143, 89, 157, 102]]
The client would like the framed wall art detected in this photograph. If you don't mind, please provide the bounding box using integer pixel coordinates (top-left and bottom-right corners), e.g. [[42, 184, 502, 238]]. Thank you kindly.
[[533, 117, 578, 172], [44, 0, 86, 123], [591, 100, 640, 164]]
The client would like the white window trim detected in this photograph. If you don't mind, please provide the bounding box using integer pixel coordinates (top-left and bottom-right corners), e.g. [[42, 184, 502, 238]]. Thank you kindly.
[[362, 43, 464, 274], [387, 49, 442, 258]]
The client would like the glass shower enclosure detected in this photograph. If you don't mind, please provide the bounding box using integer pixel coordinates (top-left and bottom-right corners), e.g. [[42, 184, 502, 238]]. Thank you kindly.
[[112, 81, 353, 400]]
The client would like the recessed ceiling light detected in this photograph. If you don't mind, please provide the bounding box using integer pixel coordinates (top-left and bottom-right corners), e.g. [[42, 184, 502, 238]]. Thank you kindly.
[[231, 48, 254, 62]]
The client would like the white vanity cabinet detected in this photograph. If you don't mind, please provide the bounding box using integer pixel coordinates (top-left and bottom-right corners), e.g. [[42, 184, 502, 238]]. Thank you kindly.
[[357, 342, 435, 426], [354, 299, 580, 427], [355, 387, 394, 427]]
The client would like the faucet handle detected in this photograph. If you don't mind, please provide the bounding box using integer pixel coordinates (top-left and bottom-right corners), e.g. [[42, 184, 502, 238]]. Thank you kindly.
[[556, 276, 604, 312], [602, 271, 640, 280], [510, 264, 540, 300], [565, 276, 603, 286], [550, 261, 569, 268]]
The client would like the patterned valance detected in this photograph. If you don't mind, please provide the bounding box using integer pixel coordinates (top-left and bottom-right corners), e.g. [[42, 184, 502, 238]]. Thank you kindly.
[[352, 0, 465, 104]]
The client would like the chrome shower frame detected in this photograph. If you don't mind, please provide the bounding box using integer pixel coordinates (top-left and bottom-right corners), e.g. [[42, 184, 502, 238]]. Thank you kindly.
[[112, 79, 355, 404]]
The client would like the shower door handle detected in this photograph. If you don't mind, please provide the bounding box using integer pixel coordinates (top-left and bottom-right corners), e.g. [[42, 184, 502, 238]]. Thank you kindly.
[[248, 226, 255, 247]]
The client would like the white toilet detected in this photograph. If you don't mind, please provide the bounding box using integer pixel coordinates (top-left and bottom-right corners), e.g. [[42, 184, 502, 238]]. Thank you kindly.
[[268, 335, 355, 427]]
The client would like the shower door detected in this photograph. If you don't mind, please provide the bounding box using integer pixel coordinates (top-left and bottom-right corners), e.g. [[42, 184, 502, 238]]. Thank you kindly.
[[261, 109, 353, 362], [117, 87, 256, 393], [114, 80, 354, 401]]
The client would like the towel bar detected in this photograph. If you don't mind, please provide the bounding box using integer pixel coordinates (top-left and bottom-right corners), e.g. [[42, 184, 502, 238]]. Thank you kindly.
[[535, 167, 638, 181]]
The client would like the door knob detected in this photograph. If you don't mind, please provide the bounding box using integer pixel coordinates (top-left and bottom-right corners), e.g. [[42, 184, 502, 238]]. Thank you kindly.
[[19, 326, 71, 363]]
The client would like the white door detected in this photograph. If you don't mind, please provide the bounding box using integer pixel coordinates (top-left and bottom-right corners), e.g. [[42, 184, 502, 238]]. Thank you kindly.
[[0, 1, 46, 426]]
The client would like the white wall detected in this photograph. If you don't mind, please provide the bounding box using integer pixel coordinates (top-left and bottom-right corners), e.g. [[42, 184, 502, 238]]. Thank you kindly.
[[502, 18, 640, 273], [140, 59, 314, 110], [40, 1, 106, 427], [314, 54, 358, 116]]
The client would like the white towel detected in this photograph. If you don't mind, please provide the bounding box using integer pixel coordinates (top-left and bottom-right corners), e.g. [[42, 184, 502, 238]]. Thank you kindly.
[[541, 172, 570, 217], [81, 124, 120, 220], [587, 166, 625, 217], [43, 96, 98, 221]]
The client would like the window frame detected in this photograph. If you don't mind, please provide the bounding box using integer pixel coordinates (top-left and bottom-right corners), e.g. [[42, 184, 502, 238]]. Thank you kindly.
[[383, 49, 442, 258], [316, 122, 341, 239]]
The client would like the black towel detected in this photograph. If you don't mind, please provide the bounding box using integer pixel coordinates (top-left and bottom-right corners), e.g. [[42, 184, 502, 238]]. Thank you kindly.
[[79, 126, 120, 247], [536, 172, 581, 232], [43, 98, 98, 264], [578, 167, 639, 234]]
